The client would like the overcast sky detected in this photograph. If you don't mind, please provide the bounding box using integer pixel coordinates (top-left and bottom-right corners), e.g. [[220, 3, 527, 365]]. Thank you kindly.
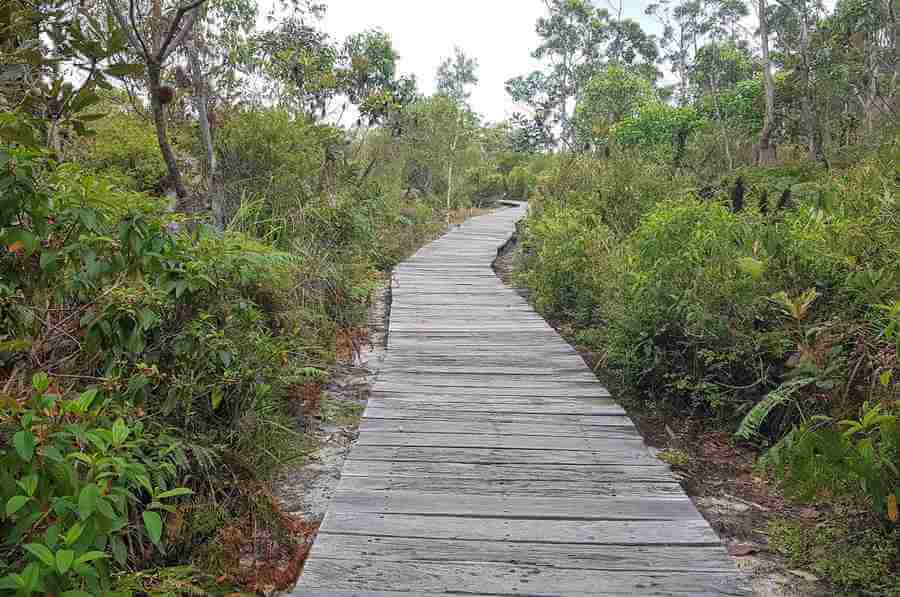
[[315, 0, 667, 123]]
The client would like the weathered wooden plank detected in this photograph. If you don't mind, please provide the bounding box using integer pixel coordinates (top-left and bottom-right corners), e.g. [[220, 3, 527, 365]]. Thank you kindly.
[[376, 370, 602, 382], [361, 407, 631, 425], [358, 418, 637, 437], [372, 384, 613, 399], [338, 476, 683, 498], [366, 398, 626, 416], [340, 461, 675, 483], [299, 559, 749, 595], [345, 445, 663, 466], [332, 489, 702, 520], [320, 511, 722, 544], [354, 432, 647, 451], [309, 534, 736, 572]]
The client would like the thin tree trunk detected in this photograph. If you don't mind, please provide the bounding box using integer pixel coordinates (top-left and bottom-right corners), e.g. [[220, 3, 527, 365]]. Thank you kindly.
[[148, 64, 187, 200], [47, 119, 62, 157], [798, 4, 823, 164], [445, 109, 463, 225], [757, 0, 777, 166], [187, 36, 223, 227], [188, 45, 214, 179]]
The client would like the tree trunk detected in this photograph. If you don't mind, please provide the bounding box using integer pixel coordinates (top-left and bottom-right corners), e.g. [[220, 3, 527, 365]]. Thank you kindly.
[[187, 36, 223, 227], [148, 63, 187, 200], [757, 0, 777, 166], [47, 119, 62, 158], [445, 109, 463, 225], [798, 5, 824, 164]]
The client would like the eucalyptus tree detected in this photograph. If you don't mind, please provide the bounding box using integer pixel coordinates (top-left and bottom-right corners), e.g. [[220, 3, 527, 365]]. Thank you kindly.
[[507, 0, 658, 149], [767, 0, 827, 162], [757, 0, 778, 164], [172, 0, 257, 226], [573, 64, 655, 149], [822, 0, 899, 143], [435, 46, 478, 216], [105, 0, 208, 200]]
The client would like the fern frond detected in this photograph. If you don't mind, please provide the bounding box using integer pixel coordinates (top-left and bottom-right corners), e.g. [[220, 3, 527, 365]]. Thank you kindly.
[[736, 378, 813, 440]]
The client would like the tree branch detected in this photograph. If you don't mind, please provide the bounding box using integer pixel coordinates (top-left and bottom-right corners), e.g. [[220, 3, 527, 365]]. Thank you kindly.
[[158, 0, 207, 61], [129, 0, 150, 59], [105, 0, 146, 57]]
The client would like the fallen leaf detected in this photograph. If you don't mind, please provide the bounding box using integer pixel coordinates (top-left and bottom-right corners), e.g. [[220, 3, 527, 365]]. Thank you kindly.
[[7, 241, 25, 253], [789, 569, 819, 582], [727, 543, 758, 556], [888, 494, 897, 522]]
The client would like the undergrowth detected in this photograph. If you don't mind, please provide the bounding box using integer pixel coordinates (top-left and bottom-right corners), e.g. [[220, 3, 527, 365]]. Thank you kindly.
[[515, 138, 899, 592]]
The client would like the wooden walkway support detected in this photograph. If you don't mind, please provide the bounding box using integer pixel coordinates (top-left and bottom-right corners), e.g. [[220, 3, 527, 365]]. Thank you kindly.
[[293, 205, 749, 596]]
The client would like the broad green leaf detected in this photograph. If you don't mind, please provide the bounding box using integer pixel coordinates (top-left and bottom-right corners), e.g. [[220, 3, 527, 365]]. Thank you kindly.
[[142, 510, 163, 545], [75, 388, 98, 413], [16, 475, 38, 497], [20, 563, 42, 592], [111, 417, 130, 445], [42, 446, 64, 462], [156, 487, 193, 500], [39, 250, 59, 273], [23, 543, 55, 567], [13, 430, 35, 462], [96, 496, 116, 519], [56, 549, 74, 574], [5, 495, 29, 516], [73, 551, 108, 565], [64, 522, 84, 546], [211, 388, 223, 410], [31, 372, 49, 393], [78, 484, 99, 520]]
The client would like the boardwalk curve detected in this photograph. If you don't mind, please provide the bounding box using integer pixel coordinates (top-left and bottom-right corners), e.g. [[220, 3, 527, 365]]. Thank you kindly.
[[293, 205, 749, 596]]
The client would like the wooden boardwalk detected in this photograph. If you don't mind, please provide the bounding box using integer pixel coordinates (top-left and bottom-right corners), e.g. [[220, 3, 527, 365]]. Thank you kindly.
[[293, 205, 749, 596]]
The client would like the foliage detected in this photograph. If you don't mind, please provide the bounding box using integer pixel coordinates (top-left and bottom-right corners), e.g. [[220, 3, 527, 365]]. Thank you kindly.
[[506, 0, 659, 148], [0, 375, 190, 595], [574, 65, 655, 147], [68, 108, 168, 191], [768, 519, 899, 595], [0, 129, 440, 590], [614, 101, 706, 162], [762, 401, 899, 521]]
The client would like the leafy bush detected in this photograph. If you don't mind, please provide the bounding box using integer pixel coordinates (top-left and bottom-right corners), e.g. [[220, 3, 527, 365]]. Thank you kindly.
[[515, 138, 899, 527], [521, 149, 900, 426], [762, 401, 899, 522], [0, 374, 190, 595], [69, 110, 168, 192], [216, 108, 331, 234], [768, 519, 899, 595], [0, 140, 377, 589]]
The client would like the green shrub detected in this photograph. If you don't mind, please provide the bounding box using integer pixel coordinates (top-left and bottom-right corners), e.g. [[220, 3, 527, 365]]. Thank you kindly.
[[762, 401, 899, 522], [216, 108, 328, 233], [0, 374, 190, 594], [768, 519, 899, 595], [0, 140, 347, 588], [71, 110, 168, 192]]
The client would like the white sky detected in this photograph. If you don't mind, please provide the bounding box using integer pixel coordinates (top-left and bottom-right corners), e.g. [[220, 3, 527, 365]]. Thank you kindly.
[[316, 0, 667, 124]]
